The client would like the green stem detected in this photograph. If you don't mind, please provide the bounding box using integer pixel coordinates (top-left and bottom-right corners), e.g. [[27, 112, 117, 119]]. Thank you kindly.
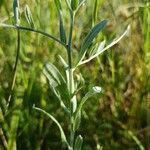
[[67, 11, 75, 150], [0, 23, 66, 48], [69, 69, 75, 149]]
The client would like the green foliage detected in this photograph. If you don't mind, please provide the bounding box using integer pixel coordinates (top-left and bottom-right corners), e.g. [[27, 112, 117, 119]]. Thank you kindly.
[[54, 0, 67, 43], [13, 0, 20, 25], [25, 5, 35, 28], [79, 20, 107, 63], [74, 135, 83, 150], [0, 0, 149, 150]]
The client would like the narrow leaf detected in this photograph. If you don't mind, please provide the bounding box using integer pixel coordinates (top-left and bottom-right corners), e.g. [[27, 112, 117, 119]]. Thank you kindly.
[[76, 73, 85, 88], [58, 55, 68, 69], [75, 86, 101, 121], [43, 63, 69, 112], [89, 40, 106, 56], [0, 23, 16, 28], [74, 135, 83, 150], [78, 25, 130, 66], [73, 109, 81, 131], [13, 0, 20, 25], [96, 40, 106, 54], [44, 63, 66, 85], [33, 106, 69, 146], [43, 68, 58, 88], [54, 0, 67, 43], [79, 86, 101, 109], [25, 5, 35, 28], [59, 11, 67, 43], [79, 20, 107, 62]]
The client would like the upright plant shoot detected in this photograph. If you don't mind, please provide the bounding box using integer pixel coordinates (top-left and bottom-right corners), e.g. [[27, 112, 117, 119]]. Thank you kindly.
[[0, 0, 130, 149]]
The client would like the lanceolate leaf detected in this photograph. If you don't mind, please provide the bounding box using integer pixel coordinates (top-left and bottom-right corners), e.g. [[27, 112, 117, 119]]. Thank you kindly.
[[44, 63, 65, 85], [33, 106, 69, 146], [79, 20, 107, 62], [79, 86, 101, 108], [78, 25, 130, 66], [73, 109, 81, 131], [95, 40, 106, 54], [13, 0, 20, 25], [43, 63, 69, 112], [59, 11, 67, 43], [89, 40, 106, 56], [25, 5, 35, 28], [74, 135, 83, 150], [74, 86, 101, 124], [54, 0, 67, 43]]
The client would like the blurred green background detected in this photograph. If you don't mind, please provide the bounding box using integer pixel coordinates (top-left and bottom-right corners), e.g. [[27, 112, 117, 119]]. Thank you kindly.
[[0, 0, 150, 149]]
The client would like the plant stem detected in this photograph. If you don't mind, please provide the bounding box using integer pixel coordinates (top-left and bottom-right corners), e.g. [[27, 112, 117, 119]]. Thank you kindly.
[[6, 29, 20, 113], [16, 26, 66, 47], [67, 11, 75, 150]]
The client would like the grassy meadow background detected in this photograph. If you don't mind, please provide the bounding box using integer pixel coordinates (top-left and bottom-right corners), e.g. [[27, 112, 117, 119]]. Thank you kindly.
[[0, 0, 150, 149]]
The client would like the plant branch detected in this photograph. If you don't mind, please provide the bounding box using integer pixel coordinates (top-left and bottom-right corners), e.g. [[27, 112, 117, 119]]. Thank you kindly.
[[0, 23, 66, 48], [67, 10, 76, 150], [76, 25, 130, 67]]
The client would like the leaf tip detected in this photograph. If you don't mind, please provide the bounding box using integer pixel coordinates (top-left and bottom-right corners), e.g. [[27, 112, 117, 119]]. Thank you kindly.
[[92, 86, 102, 93]]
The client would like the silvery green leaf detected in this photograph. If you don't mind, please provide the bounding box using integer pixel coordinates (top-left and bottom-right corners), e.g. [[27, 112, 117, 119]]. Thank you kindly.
[[95, 40, 106, 54], [33, 106, 69, 146], [74, 135, 83, 150], [71, 95, 77, 113], [44, 63, 65, 85], [79, 86, 101, 108], [58, 55, 68, 69], [75, 86, 101, 121], [78, 20, 107, 62], [43, 63, 69, 112], [43, 68, 58, 88], [89, 40, 105, 57], [0, 23, 16, 28], [78, 25, 130, 66], [73, 109, 81, 131], [75, 73, 85, 88], [13, 0, 20, 25], [25, 5, 35, 28]]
